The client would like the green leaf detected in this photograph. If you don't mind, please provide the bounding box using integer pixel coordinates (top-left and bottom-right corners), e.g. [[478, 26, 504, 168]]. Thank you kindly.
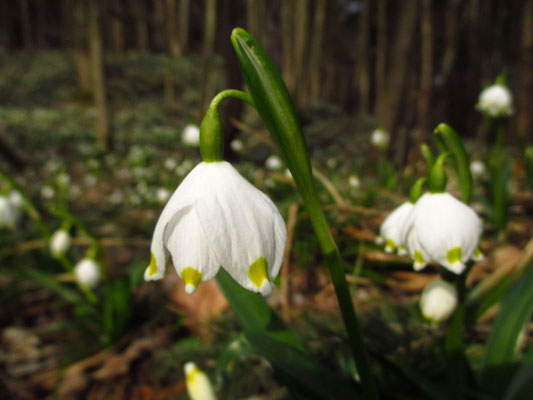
[[503, 348, 533, 400], [481, 266, 533, 397], [434, 124, 472, 204], [103, 277, 133, 344], [245, 331, 362, 400], [215, 268, 302, 350], [21, 266, 84, 305]]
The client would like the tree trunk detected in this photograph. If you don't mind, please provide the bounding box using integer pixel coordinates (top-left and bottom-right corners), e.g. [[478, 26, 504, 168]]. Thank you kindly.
[[357, 0, 371, 114], [166, 0, 181, 56], [35, 0, 47, 47], [110, 0, 125, 53], [0, 1, 11, 48], [385, 1, 418, 163], [417, 0, 433, 144], [376, 0, 388, 120], [293, 0, 309, 108], [441, 0, 466, 85], [19, 0, 33, 49], [134, 0, 149, 52], [246, 0, 265, 45], [517, 0, 533, 142], [88, 0, 112, 152], [309, 0, 326, 102], [153, 0, 165, 51], [178, 0, 190, 53], [200, 0, 217, 117], [281, 0, 294, 94], [72, 0, 92, 95]]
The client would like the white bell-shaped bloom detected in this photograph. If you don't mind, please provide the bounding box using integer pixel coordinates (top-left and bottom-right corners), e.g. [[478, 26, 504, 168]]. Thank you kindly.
[[182, 124, 200, 147], [470, 160, 486, 179], [348, 174, 360, 189], [145, 161, 286, 297], [376, 201, 413, 255], [156, 187, 171, 203], [8, 191, 24, 208], [0, 196, 20, 229], [265, 155, 283, 171], [370, 128, 389, 149], [477, 84, 513, 118], [184, 362, 217, 400], [401, 193, 482, 274], [50, 229, 72, 257], [230, 139, 244, 151], [420, 279, 458, 322], [74, 258, 101, 288]]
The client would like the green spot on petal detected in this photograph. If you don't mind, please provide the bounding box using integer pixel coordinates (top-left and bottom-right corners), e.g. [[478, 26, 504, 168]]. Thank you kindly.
[[447, 247, 462, 265], [415, 250, 425, 264], [474, 248, 482, 258], [385, 238, 395, 250], [248, 256, 269, 288], [148, 253, 158, 276], [181, 267, 202, 289]]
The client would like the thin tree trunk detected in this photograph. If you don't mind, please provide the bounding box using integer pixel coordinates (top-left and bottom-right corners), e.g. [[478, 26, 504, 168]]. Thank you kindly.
[[153, 0, 165, 51], [246, 0, 265, 45], [110, 0, 125, 53], [88, 0, 112, 152], [166, 0, 181, 56], [134, 0, 149, 52], [72, 0, 92, 95], [385, 1, 418, 163], [19, 0, 33, 49], [309, 0, 326, 102], [178, 0, 190, 53], [0, 1, 11, 48], [35, 0, 47, 47], [441, 0, 466, 85], [200, 0, 217, 117], [281, 0, 294, 94], [376, 0, 387, 120], [518, 0, 533, 142], [357, 0, 371, 114], [417, 0, 433, 144], [293, 0, 309, 108]]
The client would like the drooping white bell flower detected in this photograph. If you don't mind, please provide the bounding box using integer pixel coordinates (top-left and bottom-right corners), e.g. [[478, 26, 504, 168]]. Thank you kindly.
[[184, 362, 217, 400], [476, 84, 513, 118], [50, 229, 72, 257], [370, 128, 389, 149], [0, 195, 21, 229], [376, 201, 413, 255], [420, 279, 458, 323], [145, 161, 286, 297], [74, 258, 101, 288], [182, 124, 201, 147], [401, 192, 482, 274], [265, 155, 283, 171]]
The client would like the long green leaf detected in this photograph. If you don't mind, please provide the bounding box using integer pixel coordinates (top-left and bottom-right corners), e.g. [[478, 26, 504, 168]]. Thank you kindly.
[[21, 266, 84, 305], [503, 348, 533, 400], [481, 266, 533, 397]]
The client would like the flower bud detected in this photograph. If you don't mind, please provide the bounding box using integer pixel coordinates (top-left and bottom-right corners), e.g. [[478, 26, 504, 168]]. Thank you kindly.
[[50, 230, 72, 257], [74, 258, 101, 288], [420, 279, 458, 323], [182, 124, 200, 147], [265, 155, 283, 171], [184, 362, 216, 400], [476, 84, 513, 118], [370, 128, 389, 149]]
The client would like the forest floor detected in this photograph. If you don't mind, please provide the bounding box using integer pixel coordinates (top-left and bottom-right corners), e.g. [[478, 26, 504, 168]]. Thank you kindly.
[[1, 51, 532, 400]]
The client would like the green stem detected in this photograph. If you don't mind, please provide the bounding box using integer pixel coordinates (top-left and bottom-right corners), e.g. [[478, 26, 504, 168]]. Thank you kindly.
[[491, 119, 507, 235]]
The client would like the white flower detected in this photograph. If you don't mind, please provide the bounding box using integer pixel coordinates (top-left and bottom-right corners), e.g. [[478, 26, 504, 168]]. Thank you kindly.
[[56, 172, 71, 187], [370, 128, 389, 149], [145, 161, 286, 297], [50, 230, 72, 257], [0, 196, 21, 229], [265, 155, 283, 171], [477, 84, 513, 117], [376, 202, 413, 255], [284, 169, 293, 179], [470, 160, 486, 179], [164, 158, 177, 171], [156, 187, 171, 203], [420, 279, 458, 322], [74, 258, 101, 288], [8, 191, 24, 208], [348, 174, 360, 189], [184, 362, 216, 400], [401, 193, 482, 274], [41, 185, 55, 199], [182, 124, 200, 147], [326, 157, 338, 169], [230, 139, 244, 151]]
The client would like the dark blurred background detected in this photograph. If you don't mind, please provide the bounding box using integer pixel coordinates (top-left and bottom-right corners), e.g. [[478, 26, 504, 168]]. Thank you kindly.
[[0, 0, 531, 164]]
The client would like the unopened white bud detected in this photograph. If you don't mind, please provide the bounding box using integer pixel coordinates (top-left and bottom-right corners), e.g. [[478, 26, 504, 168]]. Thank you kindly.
[[265, 155, 283, 171], [230, 139, 244, 151], [50, 230, 72, 257], [74, 258, 101, 288], [184, 362, 217, 400], [182, 124, 200, 147], [420, 279, 458, 323], [370, 128, 389, 149]]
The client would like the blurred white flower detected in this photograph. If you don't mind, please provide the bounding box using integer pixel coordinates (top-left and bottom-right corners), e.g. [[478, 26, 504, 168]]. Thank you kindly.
[[184, 362, 216, 400], [41, 185, 55, 199], [50, 230, 72, 257], [230, 139, 244, 151], [0, 195, 21, 229], [376, 202, 413, 255], [74, 258, 101, 288], [401, 193, 482, 274], [348, 174, 360, 189], [326, 157, 338, 169], [85, 174, 97, 187], [156, 187, 171, 203], [182, 124, 200, 147], [477, 84, 513, 118], [284, 169, 293, 179], [164, 158, 177, 171], [420, 279, 458, 322], [8, 191, 24, 208], [370, 128, 389, 149], [146, 161, 286, 297], [470, 160, 486, 179], [56, 172, 71, 187], [265, 155, 283, 171]]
